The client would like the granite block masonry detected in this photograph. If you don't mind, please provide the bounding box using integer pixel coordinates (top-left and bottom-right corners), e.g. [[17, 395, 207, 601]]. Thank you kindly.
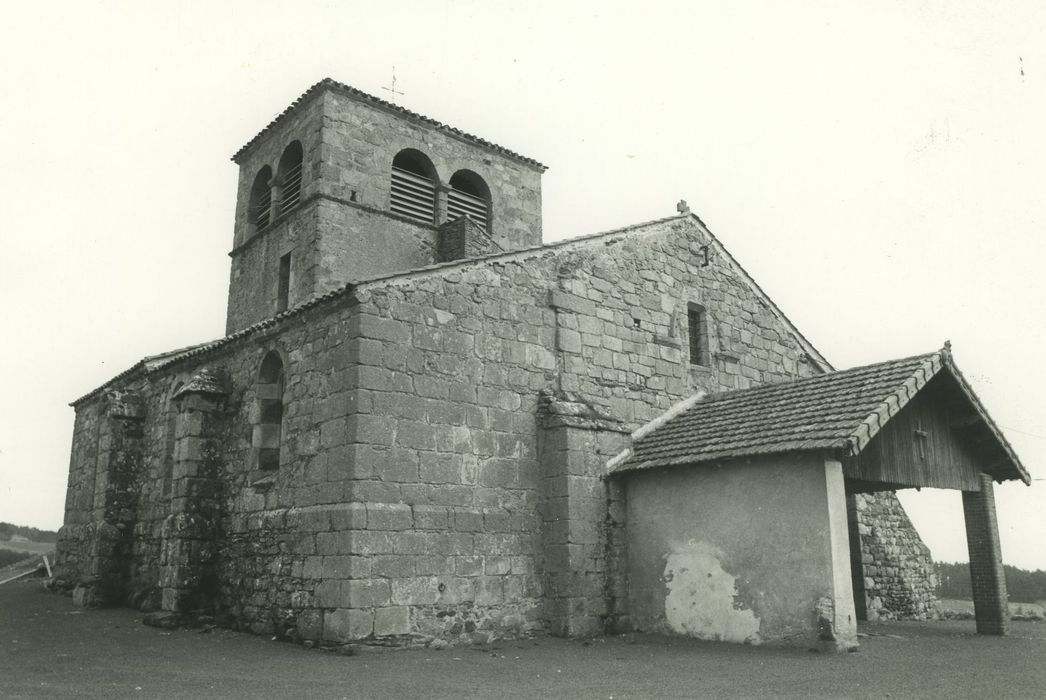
[[54, 78, 949, 650]]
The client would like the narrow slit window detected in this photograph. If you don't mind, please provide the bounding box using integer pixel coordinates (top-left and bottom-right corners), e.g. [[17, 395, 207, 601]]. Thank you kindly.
[[277, 253, 291, 313], [688, 304, 709, 366]]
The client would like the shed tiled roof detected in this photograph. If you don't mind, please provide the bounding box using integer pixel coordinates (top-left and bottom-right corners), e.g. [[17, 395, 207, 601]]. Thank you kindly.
[[232, 78, 546, 170], [614, 346, 1030, 484]]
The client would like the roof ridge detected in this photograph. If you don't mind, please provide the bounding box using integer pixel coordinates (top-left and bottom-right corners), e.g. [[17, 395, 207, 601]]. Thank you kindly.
[[843, 349, 944, 456], [605, 392, 708, 472], [69, 214, 692, 407], [141, 341, 213, 364], [938, 350, 1030, 485], [696, 349, 941, 406], [231, 78, 546, 169], [687, 212, 833, 372], [622, 347, 941, 458], [615, 343, 1028, 486], [354, 213, 689, 290]]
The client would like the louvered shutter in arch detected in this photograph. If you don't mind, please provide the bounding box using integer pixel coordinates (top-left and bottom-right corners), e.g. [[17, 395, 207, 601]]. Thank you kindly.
[[390, 149, 437, 224], [249, 166, 273, 231], [447, 170, 490, 231], [277, 141, 304, 216]]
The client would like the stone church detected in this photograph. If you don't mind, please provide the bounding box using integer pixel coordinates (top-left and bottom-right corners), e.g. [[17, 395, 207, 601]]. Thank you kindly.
[[55, 79, 1029, 651]]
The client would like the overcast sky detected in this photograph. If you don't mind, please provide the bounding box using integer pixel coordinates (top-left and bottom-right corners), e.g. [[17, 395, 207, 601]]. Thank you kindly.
[[1, 1, 1043, 570]]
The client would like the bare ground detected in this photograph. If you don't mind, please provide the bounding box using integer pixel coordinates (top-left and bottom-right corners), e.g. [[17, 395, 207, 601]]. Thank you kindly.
[[2, 578, 1043, 700]]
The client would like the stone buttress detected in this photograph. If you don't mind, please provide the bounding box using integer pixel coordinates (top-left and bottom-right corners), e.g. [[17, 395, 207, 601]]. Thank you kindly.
[[157, 369, 231, 616], [537, 390, 629, 636]]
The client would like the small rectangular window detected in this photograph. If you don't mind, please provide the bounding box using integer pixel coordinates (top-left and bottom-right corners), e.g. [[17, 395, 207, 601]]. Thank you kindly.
[[688, 304, 709, 366], [277, 253, 291, 313]]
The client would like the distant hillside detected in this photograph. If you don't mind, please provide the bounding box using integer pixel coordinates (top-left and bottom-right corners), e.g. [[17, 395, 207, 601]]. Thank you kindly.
[[936, 562, 1046, 603], [0, 522, 57, 543]]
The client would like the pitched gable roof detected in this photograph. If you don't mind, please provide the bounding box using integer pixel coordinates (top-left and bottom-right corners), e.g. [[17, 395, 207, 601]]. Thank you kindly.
[[612, 345, 1030, 485], [688, 214, 830, 370], [70, 212, 832, 405], [231, 78, 546, 170], [348, 212, 833, 373]]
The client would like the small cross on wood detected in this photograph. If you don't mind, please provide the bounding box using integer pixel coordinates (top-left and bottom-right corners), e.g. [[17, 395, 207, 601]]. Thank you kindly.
[[914, 420, 929, 460]]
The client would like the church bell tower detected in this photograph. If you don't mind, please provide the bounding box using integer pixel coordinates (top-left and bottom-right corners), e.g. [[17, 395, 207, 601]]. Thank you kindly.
[[224, 79, 546, 334]]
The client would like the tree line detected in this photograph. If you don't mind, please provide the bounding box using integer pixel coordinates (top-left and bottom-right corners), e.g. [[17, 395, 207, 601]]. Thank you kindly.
[[936, 561, 1046, 603], [0, 522, 57, 543]]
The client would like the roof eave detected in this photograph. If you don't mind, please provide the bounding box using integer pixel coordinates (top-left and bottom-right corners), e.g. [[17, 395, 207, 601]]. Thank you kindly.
[[845, 351, 944, 456], [68, 213, 692, 408], [610, 443, 849, 476], [231, 78, 547, 171], [841, 346, 1031, 486], [939, 351, 1032, 486]]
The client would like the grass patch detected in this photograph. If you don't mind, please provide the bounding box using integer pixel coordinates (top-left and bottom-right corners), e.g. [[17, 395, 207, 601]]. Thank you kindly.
[[0, 548, 38, 569], [938, 598, 1044, 621], [0, 541, 54, 555]]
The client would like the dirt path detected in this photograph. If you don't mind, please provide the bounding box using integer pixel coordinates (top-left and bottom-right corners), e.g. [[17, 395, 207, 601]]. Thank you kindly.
[[2, 579, 1043, 699]]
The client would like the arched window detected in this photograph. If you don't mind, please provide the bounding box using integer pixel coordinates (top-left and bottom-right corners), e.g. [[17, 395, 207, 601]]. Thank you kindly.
[[277, 142, 304, 216], [448, 170, 491, 232], [390, 149, 437, 224], [248, 166, 273, 231], [161, 381, 184, 497], [253, 351, 285, 471]]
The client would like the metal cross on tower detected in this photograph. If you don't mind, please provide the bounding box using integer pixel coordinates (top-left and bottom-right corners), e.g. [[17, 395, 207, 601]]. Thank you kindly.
[[382, 67, 404, 98]]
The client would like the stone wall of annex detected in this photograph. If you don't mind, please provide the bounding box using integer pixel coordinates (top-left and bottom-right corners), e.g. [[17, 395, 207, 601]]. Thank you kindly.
[[619, 454, 858, 650]]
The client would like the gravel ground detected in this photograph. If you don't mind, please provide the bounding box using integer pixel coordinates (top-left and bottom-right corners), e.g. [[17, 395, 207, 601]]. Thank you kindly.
[[2, 578, 1043, 699]]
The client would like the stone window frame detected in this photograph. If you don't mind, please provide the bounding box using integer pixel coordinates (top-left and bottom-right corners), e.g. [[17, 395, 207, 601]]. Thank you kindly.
[[687, 302, 711, 367], [252, 350, 285, 471]]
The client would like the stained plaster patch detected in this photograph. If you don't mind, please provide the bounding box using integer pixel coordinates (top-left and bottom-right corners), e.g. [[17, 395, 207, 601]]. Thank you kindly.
[[663, 540, 761, 644]]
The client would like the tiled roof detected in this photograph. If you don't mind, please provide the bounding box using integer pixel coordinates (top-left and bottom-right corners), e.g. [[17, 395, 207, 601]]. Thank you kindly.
[[614, 346, 1030, 484], [231, 78, 546, 170], [71, 212, 832, 406], [71, 215, 685, 406], [68, 283, 357, 407]]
